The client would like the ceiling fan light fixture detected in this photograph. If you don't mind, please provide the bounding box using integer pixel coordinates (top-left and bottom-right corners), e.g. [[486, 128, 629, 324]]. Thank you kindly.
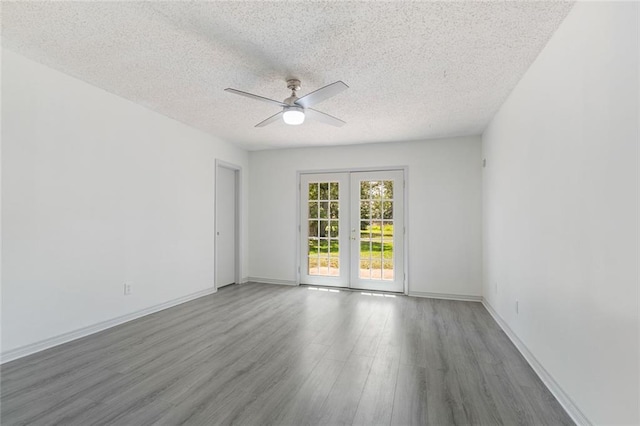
[[283, 106, 305, 125], [225, 80, 348, 128]]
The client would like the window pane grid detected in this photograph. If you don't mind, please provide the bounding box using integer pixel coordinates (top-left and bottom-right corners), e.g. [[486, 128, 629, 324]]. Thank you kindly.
[[359, 180, 394, 281], [308, 181, 339, 276]]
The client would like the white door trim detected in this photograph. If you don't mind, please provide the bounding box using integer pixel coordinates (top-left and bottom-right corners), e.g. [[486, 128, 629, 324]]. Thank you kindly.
[[296, 166, 409, 294], [215, 159, 242, 290]]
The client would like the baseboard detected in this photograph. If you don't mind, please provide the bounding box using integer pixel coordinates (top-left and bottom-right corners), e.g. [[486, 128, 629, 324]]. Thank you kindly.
[[408, 290, 482, 302], [0, 286, 217, 364], [482, 300, 591, 426], [248, 277, 298, 286], [240, 276, 250, 284]]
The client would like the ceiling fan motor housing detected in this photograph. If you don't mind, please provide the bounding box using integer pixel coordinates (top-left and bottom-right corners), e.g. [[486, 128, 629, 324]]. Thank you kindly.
[[286, 79, 301, 91]]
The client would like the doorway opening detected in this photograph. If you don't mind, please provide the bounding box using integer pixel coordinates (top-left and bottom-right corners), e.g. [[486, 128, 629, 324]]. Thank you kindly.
[[215, 160, 241, 289]]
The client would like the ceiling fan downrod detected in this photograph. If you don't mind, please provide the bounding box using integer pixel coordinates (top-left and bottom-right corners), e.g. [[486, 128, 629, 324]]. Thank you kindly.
[[285, 79, 301, 104]]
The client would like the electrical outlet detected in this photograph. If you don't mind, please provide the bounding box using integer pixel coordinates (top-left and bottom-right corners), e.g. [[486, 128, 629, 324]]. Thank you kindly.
[[124, 283, 132, 295]]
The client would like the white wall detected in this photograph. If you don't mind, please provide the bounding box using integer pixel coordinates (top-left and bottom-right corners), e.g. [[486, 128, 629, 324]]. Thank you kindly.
[[482, 2, 639, 425], [1, 50, 249, 356], [248, 137, 482, 298]]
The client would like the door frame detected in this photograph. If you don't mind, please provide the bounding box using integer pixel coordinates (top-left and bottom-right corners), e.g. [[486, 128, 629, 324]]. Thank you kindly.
[[215, 159, 242, 291], [296, 166, 409, 295]]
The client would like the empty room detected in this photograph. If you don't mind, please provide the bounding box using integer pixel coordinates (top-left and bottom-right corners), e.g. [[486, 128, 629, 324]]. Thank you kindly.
[[1, 1, 638, 425]]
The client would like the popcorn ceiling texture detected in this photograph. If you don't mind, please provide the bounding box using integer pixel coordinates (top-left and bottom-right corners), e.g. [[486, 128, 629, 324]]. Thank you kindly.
[[2, 1, 574, 150]]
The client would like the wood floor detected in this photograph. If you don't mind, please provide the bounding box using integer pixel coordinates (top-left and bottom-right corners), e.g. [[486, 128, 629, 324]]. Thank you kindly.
[[1, 283, 573, 425]]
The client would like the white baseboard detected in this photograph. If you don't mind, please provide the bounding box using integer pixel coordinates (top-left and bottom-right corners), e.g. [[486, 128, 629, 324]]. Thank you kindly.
[[408, 290, 482, 302], [0, 286, 217, 364], [248, 277, 298, 286], [482, 300, 591, 426], [240, 276, 250, 284]]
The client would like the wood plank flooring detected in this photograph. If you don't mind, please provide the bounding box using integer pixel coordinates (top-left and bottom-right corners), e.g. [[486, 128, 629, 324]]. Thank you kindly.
[[1, 283, 573, 425]]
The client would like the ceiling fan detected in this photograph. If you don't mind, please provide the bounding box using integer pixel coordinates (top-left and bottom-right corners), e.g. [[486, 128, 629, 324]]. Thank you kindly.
[[224, 79, 348, 127]]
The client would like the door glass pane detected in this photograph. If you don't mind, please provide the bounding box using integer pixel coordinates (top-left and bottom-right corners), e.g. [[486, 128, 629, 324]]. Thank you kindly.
[[319, 202, 328, 219], [309, 220, 319, 237], [330, 182, 339, 200], [383, 181, 393, 199], [319, 220, 328, 237], [360, 181, 370, 199], [308, 238, 319, 275], [371, 201, 382, 219], [383, 201, 393, 219], [329, 239, 339, 275], [359, 240, 370, 279], [360, 221, 370, 238], [318, 255, 329, 276], [360, 259, 371, 279], [371, 181, 382, 199], [329, 220, 339, 238], [319, 183, 329, 200], [307, 180, 340, 278], [330, 202, 339, 219], [309, 202, 318, 218], [309, 183, 319, 200], [382, 220, 394, 280], [372, 235, 382, 281], [358, 179, 394, 281], [360, 201, 370, 219]]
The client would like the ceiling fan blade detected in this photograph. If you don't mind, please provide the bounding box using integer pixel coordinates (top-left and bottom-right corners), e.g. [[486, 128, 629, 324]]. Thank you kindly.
[[225, 88, 287, 108], [294, 81, 349, 108], [305, 108, 346, 127], [255, 111, 283, 127]]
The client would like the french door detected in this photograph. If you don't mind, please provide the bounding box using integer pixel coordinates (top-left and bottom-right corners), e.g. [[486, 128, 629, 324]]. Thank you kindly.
[[300, 170, 404, 292]]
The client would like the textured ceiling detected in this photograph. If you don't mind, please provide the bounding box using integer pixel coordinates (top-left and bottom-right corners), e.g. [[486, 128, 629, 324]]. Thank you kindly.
[[2, 1, 574, 150]]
